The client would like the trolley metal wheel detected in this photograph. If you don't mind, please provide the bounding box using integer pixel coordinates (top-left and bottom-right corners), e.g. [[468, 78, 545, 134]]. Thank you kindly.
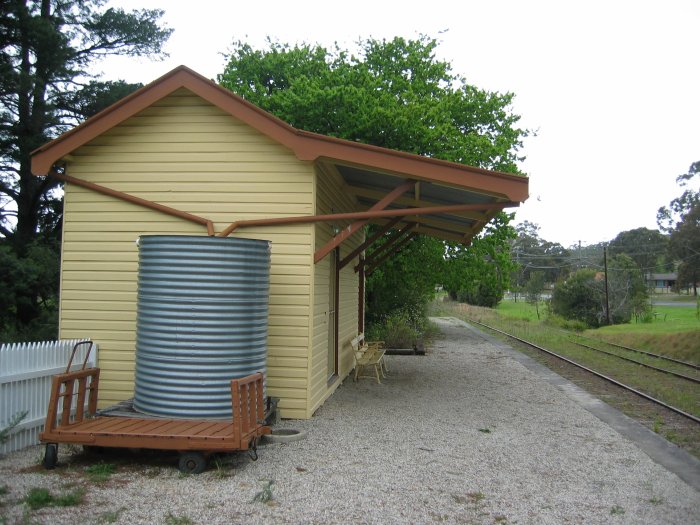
[[178, 452, 207, 474], [43, 443, 58, 470]]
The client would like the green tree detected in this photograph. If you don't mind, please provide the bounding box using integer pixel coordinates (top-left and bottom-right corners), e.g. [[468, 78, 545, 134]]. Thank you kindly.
[[0, 0, 172, 247], [444, 212, 517, 308], [219, 36, 528, 171], [657, 161, 700, 296], [550, 254, 648, 327], [524, 270, 546, 319], [0, 1, 171, 341], [550, 269, 602, 327], [219, 36, 529, 318], [668, 204, 700, 295], [607, 253, 649, 322], [365, 234, 444, 325], [0, 240, 59, 341], [511, 220, 570, 291], [657, 161, 700, 234], [608, 227, 669, 274]]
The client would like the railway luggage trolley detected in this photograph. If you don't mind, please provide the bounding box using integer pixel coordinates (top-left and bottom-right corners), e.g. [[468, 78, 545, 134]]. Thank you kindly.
[[39, 341, 272, 474]]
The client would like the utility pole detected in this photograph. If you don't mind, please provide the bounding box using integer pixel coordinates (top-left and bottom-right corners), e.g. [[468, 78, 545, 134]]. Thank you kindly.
[[603, 245, 611, 325], [578, 240, 582, 269], [514, 248, 520, 302]]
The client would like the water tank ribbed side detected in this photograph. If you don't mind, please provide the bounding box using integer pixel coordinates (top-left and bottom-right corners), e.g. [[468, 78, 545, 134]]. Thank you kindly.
[[133, 235, 270, 418]]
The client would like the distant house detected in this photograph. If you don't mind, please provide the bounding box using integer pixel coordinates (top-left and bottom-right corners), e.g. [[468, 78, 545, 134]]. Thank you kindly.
[[31, 66, 528, 419], [646, 273, 677, 293]]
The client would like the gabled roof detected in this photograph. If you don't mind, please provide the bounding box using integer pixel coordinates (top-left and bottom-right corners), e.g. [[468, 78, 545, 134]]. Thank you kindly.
[[31, 65, 528, 242]]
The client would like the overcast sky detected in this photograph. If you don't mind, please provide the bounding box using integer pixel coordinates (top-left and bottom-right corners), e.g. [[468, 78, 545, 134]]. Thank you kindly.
[[103, 0, 700, 248]]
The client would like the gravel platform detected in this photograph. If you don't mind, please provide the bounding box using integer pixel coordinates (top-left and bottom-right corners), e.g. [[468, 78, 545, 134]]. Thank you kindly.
[[1, 317, 698, 524]]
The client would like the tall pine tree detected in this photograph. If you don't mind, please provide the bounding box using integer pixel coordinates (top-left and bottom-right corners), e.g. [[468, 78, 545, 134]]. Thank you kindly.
[[0, 0, 171, 340], [0, 0, 172, 248]]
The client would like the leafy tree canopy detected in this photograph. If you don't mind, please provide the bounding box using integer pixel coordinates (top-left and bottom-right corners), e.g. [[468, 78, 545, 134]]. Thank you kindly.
[[668, 203, 700, 295], [0, 0, 171, 341], [657, 161, 700, 295], [550, 254, 648, 327], [0, 0, 172, 248], [443, 212, 517, 308], [219, 36, 529, 172], [365, 234, 445, 325], [511, 220, 570, 285], [0, 240, 59, 341], [524, 270, 546, 319], [550, 269, 602, 327], [657, 161, 700, 234], [608, 227, 669, 274], [606, 253, 650, 322], [219, 36, 529, 317]]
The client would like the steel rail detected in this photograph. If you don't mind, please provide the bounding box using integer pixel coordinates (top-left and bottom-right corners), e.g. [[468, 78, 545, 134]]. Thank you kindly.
[[571, 333, 700, 371], [573, 342, 700, 385], [467, 319, 700, 425]]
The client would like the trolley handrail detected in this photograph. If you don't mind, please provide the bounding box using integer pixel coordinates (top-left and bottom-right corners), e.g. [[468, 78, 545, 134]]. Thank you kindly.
[[64, 340, 95, 373]]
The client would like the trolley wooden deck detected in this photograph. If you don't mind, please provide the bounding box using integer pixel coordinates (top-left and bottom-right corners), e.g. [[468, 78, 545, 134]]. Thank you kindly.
[[39, 342, 271, 473]]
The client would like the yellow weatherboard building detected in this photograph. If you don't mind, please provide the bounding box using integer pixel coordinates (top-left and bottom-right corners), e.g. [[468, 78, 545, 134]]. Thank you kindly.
[[31, 66, 528, 419]]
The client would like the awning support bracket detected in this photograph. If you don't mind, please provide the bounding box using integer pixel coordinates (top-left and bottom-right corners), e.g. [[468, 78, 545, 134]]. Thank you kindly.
[[357, 223, 416, 273], [313, 180, 414, 263], [365, 233, 417, 276], [338, 217, 401, 271]]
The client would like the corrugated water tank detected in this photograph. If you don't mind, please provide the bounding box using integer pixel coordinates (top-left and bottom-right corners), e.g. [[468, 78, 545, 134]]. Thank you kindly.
[[133, 235, 270, 419]]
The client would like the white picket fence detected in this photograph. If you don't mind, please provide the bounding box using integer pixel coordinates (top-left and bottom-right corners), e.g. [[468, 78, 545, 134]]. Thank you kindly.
[[0, 339, 97, 455]]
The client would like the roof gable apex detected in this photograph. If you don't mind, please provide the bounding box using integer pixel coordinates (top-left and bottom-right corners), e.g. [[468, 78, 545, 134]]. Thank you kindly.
[[31, 65, 302, 175]]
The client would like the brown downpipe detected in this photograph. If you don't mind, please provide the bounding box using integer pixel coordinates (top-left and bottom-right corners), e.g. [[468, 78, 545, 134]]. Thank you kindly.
[[49, 170, 215, 236], [218, 202, 518, 238]]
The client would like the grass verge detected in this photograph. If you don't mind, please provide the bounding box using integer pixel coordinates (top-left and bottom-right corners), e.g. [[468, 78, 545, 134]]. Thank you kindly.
[[494, 299, 699, 363]]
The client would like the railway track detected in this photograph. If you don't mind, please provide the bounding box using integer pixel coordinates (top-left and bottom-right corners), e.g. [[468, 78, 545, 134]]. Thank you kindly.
[[467, 318, 700, 425], [572, 341, 700, 384], [572, 333, 700, 371]]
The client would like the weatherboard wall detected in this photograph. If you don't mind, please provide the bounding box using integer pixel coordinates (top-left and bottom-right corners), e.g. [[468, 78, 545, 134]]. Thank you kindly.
[[309, 165, 362, 415], [58, 88, 314, 419]]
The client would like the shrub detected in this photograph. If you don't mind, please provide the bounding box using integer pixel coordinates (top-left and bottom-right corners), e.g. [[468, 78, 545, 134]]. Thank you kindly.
[[366, 308, 440, 348], [550, 269, 602, 327], [0, 411, 27, 445], [453, 283, 502, 308], [550, 257, 649, 328]]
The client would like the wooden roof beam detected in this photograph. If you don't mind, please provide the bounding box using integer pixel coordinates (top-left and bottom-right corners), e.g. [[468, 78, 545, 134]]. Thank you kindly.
[[358, 223, 416, 272], [413, 225, 468, 244], [365, 233, 417, 275], [346, 185, 494, 222], [338, 217, 402, 270], [49, 170, 215, 235], [313, 180, 414, 263]]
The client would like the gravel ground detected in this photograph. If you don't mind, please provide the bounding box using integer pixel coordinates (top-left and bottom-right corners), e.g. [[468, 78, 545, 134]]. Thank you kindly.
[[1, 317, 698, 524]]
